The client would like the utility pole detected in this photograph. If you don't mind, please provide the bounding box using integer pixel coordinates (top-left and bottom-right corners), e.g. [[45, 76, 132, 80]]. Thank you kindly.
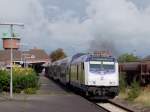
[[16, 43, 28, 67], [0, 23, 24, 99]]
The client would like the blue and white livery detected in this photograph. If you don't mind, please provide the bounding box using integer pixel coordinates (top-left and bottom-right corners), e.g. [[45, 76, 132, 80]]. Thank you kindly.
[[47, 52, 119, 99]]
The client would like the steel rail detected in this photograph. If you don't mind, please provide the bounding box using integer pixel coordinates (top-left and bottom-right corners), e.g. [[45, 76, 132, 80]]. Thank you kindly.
[[95, 100, 138, 112], [108, 100, 137, 112]]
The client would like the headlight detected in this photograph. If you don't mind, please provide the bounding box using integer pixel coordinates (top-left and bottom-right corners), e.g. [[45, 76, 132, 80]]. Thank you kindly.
[[93, 81, 96, 84], [109, 81, 115, 85], [89, 81, 96, 84]]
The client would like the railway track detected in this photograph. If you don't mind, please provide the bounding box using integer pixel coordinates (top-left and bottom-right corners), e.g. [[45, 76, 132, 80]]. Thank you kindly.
[[96, 100, 136, 112]]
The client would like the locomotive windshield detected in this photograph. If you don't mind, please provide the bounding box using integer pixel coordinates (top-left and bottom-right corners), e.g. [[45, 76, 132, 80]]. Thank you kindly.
[[102, 62, 115, 70], [89, 58, 115, 72]]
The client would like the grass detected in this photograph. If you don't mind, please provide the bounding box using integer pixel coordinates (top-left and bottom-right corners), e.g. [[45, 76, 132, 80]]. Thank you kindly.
[[119, 91, 128, 99], [24, 88, 37, 94], [119, 86, 150, 107], [127, 80, 141, 101], [134, 87, 150, 107]]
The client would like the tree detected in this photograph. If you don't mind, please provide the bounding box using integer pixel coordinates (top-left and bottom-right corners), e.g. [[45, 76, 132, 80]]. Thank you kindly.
[[50, 48, 67, 62], [118, 53, 139, 63]]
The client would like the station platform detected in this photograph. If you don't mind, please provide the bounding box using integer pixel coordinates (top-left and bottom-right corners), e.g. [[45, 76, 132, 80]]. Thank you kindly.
[[0, 75, 105, 112]]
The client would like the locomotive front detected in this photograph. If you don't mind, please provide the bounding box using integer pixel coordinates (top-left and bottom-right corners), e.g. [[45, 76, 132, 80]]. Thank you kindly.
[[85, 52, 119, 98]]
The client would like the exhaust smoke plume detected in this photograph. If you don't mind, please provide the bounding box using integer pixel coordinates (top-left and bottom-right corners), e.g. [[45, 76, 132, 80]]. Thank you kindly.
[[89, 39, 118, 56]]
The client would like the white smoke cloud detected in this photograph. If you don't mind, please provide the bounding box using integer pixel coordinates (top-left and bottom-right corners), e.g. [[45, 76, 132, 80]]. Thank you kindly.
[[47, 0, 150, 56], [0, 0, 50, 50], [0, 0, 150, 57], [85, 0, 150, 56]]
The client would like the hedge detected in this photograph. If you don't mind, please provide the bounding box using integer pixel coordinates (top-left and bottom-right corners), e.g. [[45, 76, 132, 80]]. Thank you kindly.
[[0, 67, 39, 93]]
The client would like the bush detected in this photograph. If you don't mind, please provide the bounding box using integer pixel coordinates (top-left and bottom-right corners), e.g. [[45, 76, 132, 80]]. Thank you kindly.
[[127, 80, 141, 101], [0, 67, 39, 93], [119, 73, 127, 93], [24, 88, 37, 94], [0, 70, 10, 91], [118, 53, 139, 63]]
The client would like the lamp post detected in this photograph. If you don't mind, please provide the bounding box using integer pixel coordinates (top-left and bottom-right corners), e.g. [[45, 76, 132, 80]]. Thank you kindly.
[[22, 53, 31, 68], [17, 43, 28, 67], [0, 23, 24, 99]]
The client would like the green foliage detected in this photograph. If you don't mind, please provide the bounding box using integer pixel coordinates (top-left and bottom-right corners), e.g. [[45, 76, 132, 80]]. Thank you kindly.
[[119, 73, 127, 93], [0, 67, 39, 93], [50, 48, 67, 62], [127, 80, 141, 101], [13, 74, 38, 92], [118, 53, 139, 63], [24, 88, 36, 94], [0, 70, 10, 91]]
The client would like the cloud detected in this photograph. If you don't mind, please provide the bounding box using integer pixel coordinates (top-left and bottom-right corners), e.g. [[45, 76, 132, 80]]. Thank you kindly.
[[85, 0, 150, 56], [46, 0, 150, 56], [0, 0, 88, 54], [130, 0, 150, 9], [0, 0, 50, 50], [0, 0, 150, 57], [48, 17, 92, 54]]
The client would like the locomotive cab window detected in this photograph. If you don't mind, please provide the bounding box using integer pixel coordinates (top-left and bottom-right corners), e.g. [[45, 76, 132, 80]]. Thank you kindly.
[[89, 59, 115, 72], [90, 61, 101, 71], [102, 62, 115, 71]]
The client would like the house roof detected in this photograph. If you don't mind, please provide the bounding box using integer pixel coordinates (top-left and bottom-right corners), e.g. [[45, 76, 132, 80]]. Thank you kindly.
[[0, 50, 21, 61], [23, 49, 49, 60], [0, 48, 49, 64]]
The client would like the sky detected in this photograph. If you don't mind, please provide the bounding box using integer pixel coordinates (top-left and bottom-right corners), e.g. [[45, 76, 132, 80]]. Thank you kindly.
[[0, 0, 150, 57]]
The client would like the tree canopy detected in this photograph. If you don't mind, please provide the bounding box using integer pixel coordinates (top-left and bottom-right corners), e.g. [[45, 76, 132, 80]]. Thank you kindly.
[[118, 53, 139, 63], [50, 48, 67, 62]]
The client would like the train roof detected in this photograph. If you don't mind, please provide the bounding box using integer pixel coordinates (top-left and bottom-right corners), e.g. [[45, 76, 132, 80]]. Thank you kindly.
[[51, 52, 116, 65], [51, 57, 71, 66], [71, 54, 116, 64], [51, 60, 62, 65], [59, 57, 71, 65]]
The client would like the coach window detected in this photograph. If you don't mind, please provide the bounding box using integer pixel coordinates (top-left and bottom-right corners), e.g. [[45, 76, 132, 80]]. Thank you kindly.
[[77, 64, 79, 80], [81, 63, 84, 83], [78, 63, 82, 83], [71, 64, 77, 81], [82, 63, 84, 70]]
